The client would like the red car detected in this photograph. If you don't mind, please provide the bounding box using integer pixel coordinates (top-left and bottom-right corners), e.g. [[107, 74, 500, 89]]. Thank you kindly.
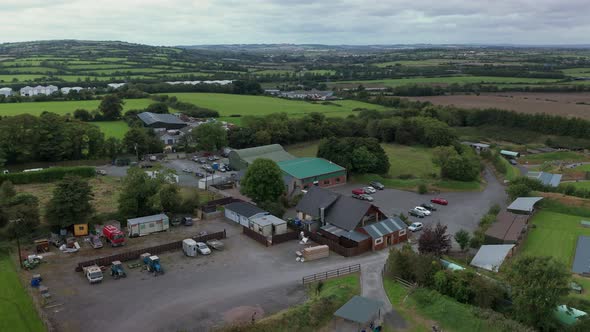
[[352, 188, 365, 195], [431, 198, 448, 205]]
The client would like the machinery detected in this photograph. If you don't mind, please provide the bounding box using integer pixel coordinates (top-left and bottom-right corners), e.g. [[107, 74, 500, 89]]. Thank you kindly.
[[23, 255, 43, 270], [143, 255, 164, 275], [110, 260, 127, 279], [103, 225, 125, 247], [83, 265, 104, 284]]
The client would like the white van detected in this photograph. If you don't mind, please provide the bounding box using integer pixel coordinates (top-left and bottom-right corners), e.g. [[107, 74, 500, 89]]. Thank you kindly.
[[182, 239, 197, 257]]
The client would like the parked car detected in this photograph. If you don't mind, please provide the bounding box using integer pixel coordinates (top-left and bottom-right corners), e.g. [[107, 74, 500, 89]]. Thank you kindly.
[[96, 169, 107, 176], [414, 206, 431, 216], [182, 168, 192, 173], [196, 242, 211, 255], [352, 188, 365, 195], [204, 165, 215, 174], [195, 170, 205, 178], [90, 234, 103, 249], [431, 198, 449, 205], [149, 155, 157, 161], [199, 158, 207, 164], [409, 208, 425, 218], [420, 203, 437, 211], [208, 155, 219, 161], [353, 193, 374, 201], [408, 222, 423, 232], [509, 159, 518, 165], [363, 186, 376, 194], [369, 181, 385, 190], [182, 216, 193, 226]]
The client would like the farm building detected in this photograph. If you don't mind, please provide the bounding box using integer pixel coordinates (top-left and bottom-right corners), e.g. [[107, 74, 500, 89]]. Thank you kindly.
[[224, 201, 266, 227], [279, 89, 334, 100], [198, 175, 231, 189], [462, 141, 490, 153], [249, 214, 287, 237], [572, 236, 590, 275], [0, 87, 12, 96], [485, 210, 529, 244], [333, 295, 383, 327], [507, 197, 543, 215], [107, 83, 126, 89], [127, 213, 170, 237], [470, 244, 515, 272], [278, 157, 346, 193], [228, 144, 295, 171], [60, 87, 84, 94], [137, 112, 188, 130], [155, 127, 190, 146], [500, 150, 520, 159], [526, 171, 562, 187], [358, 217, 408, 250], [20, 85, 58, 96]]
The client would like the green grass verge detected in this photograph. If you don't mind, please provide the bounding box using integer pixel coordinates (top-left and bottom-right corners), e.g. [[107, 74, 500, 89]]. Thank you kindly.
[[561, 181, 590, 190], [0, 98, 153, 117], [0, 255, 45, 332], [520, 151, 589, 164], [93, 121, 129, 139]]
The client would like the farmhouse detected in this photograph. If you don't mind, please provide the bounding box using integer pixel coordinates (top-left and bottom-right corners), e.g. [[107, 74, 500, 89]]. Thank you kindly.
[[278, 157, 346, 193], [0, 87, 12, 96], [137, 112, 188, 130], [526, 171, 562, 187], [228, 144, 296, 171], [470, 244, 515, 272], [485, 210, 529, 244], [224, 201, 266, 227], [507, 197, 543, 215], [60, 87, 84, 94]]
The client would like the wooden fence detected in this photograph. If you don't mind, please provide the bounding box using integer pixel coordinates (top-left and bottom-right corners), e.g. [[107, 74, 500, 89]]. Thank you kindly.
[[75, 230, 226, 272], [302, 264, 361, 285], [242, 226, 269, 247], [271, 230, 299, 245], [201, 197, 242, 213]]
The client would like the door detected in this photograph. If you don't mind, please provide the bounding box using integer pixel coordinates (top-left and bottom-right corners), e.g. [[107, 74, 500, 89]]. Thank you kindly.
[[154, 220, 163, 232]]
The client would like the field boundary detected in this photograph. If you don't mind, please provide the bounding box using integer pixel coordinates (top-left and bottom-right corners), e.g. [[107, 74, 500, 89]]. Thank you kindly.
[[302, 264, 361, 285]]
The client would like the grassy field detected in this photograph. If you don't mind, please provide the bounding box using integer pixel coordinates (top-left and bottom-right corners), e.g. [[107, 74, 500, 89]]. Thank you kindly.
[[382, 144, 439, 178], [520, 211, 590, 267], [330, 76, 561, 87], [0, 98, 152, 117], [520, 151, 590, 164], [0, 255, 45, 332], [166, 93, 389, 118], [561, 181, 590, 190], [93, 121, 129, 139]]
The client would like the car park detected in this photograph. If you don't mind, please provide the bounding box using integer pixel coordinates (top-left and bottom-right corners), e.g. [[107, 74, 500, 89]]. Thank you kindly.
[[196, 242, 211, 255], [363, 186, 376, 194], [409, 208, 425, 218], [369, 181, 385, 190], [408, 222, 423, 232], [352, 193, 374, 201], [431, 198, 449, 205], [182, 168, 192, 173], [414, 206, 431, 216], [195, 170, 205, 178], [420, 203, 437, 211], [352, 188, 365, 195]]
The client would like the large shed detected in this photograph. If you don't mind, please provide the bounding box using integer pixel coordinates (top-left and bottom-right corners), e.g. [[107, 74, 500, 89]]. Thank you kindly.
[[224, 202, 266, 226], [485, 211, 529, 244], [470, 244, 515, 272], [572, 236, 590, 275], [507, 197, 543, 214], [228, 144, 295, 171], [278, 157, 346, 192], [333, 295, 383, 326], [526, 171, 562, 187], [500, 150, 520, 158], [137, 112, 187, 130]]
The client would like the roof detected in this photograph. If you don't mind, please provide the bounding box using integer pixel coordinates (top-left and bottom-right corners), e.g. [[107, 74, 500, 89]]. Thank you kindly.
[[485, 211, 529, 243], [526, 171, 562, 187], [470, 244, 515, 272], [572, 236, 590, 274], [127, 213, 168, 226], [333, 296, 383, 324], [320, 224, 370, 242], [250, 214, 286, 227], [555, 305, 588, 326], [137, 112, 187, 126], [361, 217, 407, 239], [507, 197, 543, 213], [295, 186, 339, 217], [224, 202, 265, 218], [440, 259, 466, 271], [277, 157, 345, 180], [500, 150, 520, 157], [233, 144, 295, 164]]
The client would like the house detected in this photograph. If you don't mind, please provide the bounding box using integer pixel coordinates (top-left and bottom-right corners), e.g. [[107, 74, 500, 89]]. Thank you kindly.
[[155, 127, 190, 146], [228, 144, 296, 171], [127, 213, 170, 237], [277, 157, 346, 193], [507, 197, 543, 215], [224, 201, 266, 226], [358, 217, 408, 250], [500, 150, 520, 159], [485, 210, 529, 244], [20, 85, 58, 96], [0, 87, 12, 96], [249, 214, 287, 237], [137, 112, 188, 130], [61, 87, 84, 94], [107, 83, 126, 89], [526, 171, 562, 187], [470, 244, 515, 272], [572, 236, 590, 275]]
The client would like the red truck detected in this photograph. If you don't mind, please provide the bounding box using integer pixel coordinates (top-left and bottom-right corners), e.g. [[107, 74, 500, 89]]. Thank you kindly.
[[103, 225, 125, 247]]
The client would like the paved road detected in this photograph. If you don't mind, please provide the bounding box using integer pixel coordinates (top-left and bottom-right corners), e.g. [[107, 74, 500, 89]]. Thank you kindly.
[[361, 260, 407, 329]]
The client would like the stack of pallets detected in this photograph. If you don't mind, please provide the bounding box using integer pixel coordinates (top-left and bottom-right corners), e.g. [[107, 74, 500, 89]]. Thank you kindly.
[[303, 245, 329, 261]]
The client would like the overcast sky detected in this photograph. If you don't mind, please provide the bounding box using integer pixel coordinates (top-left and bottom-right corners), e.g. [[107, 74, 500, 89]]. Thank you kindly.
[[3, 0, 590, 46]]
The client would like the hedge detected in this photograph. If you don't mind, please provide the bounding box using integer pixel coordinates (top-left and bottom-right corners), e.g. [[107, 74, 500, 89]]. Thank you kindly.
[[0, 166, 96, 184]]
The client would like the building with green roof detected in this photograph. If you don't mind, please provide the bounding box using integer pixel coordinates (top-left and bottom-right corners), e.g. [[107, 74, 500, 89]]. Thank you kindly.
[[228, 144, 295, 171], [278, 157, 346, 193]]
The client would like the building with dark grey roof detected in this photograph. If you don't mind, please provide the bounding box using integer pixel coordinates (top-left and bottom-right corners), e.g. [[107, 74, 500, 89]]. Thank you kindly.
[[485, 211, 529, 244], [572, 236, 590, 275], [137, 112, 188, 130], [526, 171, 562, 187], [224, 202, 266, 227], [359, 217, 408, 250]]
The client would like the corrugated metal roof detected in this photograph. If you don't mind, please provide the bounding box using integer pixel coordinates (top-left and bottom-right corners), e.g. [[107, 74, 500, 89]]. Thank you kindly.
[[127, 213, 168, 226], [470, 244, 514, 272], [233, 144, 295, 164], [361, 217, 407, 239], [320, 224, 370, 242], [225, 202, 265, 218], [572, 236, 590, 274], [500, 150, 520, 157], [334, 296, 383, 324], [137, 112, 187, 126], [527, 171, 562, 187], [507, 197, 543, 213], [277, 157, 345, 180], [485, 210, 529, 243]]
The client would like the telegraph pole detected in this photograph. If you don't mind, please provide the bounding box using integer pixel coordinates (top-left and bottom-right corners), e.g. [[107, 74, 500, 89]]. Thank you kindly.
[[10, 219, 23, 269]]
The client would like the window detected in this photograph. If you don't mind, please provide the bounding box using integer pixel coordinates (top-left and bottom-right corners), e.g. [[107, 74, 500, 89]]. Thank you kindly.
[[375, 237, 383, 245], [399, 229, 406, 236], [149, 223, 155, 228], [323, 180, 330, 185], [77, 226, 84, 231], [336, 177, 341, 183], [258, 227, 263, 232]]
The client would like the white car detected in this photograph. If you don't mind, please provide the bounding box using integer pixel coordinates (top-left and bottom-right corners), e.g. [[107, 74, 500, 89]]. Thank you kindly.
[[363, 186, 377, 194], [414, 206, 431, 216], [408, 222, 423, 232], [182, 168, 192, 173], [196, 242, 211, 255]]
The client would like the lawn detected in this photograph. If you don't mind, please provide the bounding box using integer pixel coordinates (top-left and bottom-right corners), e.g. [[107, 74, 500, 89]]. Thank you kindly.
[[382, 144, 439, 178], [165, 93, 389, 118], [330, 76, 561, 87], [520, 151, 590, 164], [0, 98, 153, 117], [93, 121, 129, 139], [0, 255, 45, 332], [520, 211, 590, 267]]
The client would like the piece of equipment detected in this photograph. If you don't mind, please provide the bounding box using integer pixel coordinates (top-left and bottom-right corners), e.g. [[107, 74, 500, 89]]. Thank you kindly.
[[23, 255, 43, 270], [83, 265, 104, 284], [110, 260, 127, 279], [183, 239, 198, 257], [143, 255, 164, 275], [206, 239, 224, 251]]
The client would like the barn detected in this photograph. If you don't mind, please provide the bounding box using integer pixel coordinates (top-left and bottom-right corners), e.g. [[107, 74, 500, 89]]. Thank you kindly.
[[224, 201, 266, 227], [137, 112, 188, 130], [278, 157, 346, 192], [228, 144, 295, 171]]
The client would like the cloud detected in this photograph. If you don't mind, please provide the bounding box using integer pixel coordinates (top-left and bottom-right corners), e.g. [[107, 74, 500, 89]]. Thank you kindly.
[[1, 0, 590, 45]]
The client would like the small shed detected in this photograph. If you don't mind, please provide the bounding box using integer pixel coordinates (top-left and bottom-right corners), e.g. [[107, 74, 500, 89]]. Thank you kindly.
[[249, 214, 287, 237], [334, 295, 383, 327], [526, 171, 562, 187], [500, 150, 520, 159], [224, 202, 266, 227], [73, 223, 89, 237], [470, 244, 515, 272], [507, 197, 543, 215], [360, 217, 408, 250], [127, 214, 169, 237]]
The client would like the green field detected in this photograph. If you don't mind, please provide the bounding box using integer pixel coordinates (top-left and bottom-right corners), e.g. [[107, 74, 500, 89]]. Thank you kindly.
[[0, 74, 46, 82], [374, 59, 451, 67], [382, 144, 439, 178], [166, 93, 389, 118], [562, 68, 590, 76], [93, 121, 129, 139], [0, 98, 152, 117], [520, 151, 590, 164], [330, 76, 561, 87], [1, 67, 58, 73], [0, 255, 45, 332], [520, 211, 590, 267]]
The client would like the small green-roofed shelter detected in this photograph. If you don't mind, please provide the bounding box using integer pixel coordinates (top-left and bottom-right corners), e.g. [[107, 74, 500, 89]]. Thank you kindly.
[[500, 150, 520, 158], [555, 305, 587, 325], [333, 295, 383, 325]]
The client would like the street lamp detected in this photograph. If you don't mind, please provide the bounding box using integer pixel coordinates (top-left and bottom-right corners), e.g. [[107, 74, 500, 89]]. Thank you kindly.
[[9, 218, 23, 269]]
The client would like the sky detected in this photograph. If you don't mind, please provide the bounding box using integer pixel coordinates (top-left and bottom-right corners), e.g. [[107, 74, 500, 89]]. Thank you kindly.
[[2, 0, 590, 46]]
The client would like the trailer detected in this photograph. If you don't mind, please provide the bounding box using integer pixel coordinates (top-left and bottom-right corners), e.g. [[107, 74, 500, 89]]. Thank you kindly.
[[182, 239, 198, 257], [127, 214, 169, 237]]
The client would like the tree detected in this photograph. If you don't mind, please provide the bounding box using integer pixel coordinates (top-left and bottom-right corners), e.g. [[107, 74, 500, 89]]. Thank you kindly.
[[418, 222, 452, 256], [45, 176, 94, 229], [73, 109, 92, 121], [145, 102, 169, 114], [123, 127, 149, 157], [2, 193, 40, 238], [104, 137, 122, 160], [506, 256, 570, 330], [507, 183, 531, 200], [99, 95, 123, 120], [192, 122, 227, 152], [0, 180, 16, 203], [351, 146, 376, 174], [240, 158, 285, 204], [118, 167, 162, 219], [155, 184, 181, 213], [258, 200, 286, 218], [454, 229, 471, 251]]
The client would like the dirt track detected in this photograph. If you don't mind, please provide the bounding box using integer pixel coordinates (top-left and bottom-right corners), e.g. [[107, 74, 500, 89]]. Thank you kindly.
[[406, 92, 590, 119]]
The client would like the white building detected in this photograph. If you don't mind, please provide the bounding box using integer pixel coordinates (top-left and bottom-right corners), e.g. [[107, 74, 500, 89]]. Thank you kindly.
[[0, 87, 12, 97], [107, 83, 126, 89], [20, 85, 59, 96], [61, 87, 84, 94], [165, 80, 233, 86]]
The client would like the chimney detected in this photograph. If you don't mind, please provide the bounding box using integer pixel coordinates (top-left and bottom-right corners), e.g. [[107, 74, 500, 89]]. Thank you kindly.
[[320, 207, 325, 226]]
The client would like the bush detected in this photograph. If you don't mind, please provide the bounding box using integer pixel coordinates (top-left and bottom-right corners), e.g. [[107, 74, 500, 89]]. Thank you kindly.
[[488, 204, 501, 216], [418, 183, 428, 194], [398, 174, 415, 179], [0, 167, 95, 185]]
